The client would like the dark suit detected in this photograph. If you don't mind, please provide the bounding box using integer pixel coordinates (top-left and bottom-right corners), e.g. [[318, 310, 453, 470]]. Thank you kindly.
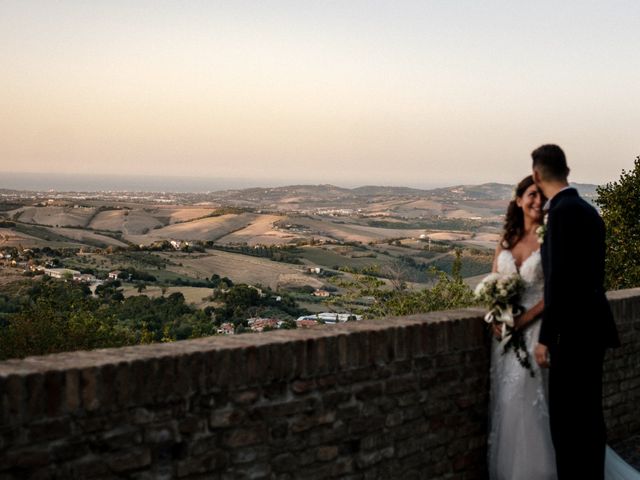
[[539, 187, 619, 479]]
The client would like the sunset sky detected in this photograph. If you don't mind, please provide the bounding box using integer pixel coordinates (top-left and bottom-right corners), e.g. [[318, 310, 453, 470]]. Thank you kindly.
[[1, 1, 639, 189]]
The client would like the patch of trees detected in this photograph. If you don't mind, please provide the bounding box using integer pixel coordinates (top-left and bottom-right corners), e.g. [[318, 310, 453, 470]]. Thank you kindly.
[[0, 279, 134, 359], [211, 284, 308, 327], [596, 156, 640, 289], [367, 217, 495, 231], [0, 275, 310, 359], [0, 278, 216, 359], [209, 244, 303, 264], [166, 274, 233, 289], [117, 268, 157, 282]]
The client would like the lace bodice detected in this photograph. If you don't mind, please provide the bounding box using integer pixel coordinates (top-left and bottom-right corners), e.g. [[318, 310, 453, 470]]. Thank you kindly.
[[496, 249, 543, 310], [489, 248, 556, 479]]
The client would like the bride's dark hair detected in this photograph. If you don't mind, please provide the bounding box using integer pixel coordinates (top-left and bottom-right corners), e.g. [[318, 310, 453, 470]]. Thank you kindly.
[[501, 175, 541, 249]]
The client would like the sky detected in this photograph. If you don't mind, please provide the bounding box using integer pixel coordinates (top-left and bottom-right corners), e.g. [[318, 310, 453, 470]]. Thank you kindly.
[[1, 1, 639, 189]]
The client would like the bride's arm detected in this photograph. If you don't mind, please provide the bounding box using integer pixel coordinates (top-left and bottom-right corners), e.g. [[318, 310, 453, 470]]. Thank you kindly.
[[491, 244, 502, 273], [515, 299, 544, 330]]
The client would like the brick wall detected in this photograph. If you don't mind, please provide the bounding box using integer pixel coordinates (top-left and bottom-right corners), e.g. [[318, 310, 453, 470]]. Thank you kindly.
[[1, 288, 639, 480], [603, 288, 640, 442]]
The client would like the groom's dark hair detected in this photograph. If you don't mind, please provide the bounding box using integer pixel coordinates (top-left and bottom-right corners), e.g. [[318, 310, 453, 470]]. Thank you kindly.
[[531, 144, 570, 181]]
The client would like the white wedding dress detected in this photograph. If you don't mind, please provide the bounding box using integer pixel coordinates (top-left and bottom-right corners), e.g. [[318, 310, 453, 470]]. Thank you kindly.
[[488, 249, 557, 480], [488, 250, 640, 480]]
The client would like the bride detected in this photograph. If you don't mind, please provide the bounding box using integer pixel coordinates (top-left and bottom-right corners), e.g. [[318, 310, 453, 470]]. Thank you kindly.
[[487, 175, 557, 479], [487, 175, 640, 480]]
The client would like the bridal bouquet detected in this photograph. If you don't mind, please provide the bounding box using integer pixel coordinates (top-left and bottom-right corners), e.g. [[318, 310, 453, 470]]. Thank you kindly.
[[475, 272, 534, 376]]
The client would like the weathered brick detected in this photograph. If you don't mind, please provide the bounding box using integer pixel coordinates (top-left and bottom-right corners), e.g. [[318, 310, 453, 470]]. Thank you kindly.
[[144, 422, 177, 444], [230, 462, 271, 479], [385, 410, 404, 428], [210, 349, 231, 389], [223, 425, 267, 448], [337, 367, 372, 385], [177, 451, 228, 477], [254, 397, 318, 418], [353, 382, 383, 400], [291, 379, 316, 395], [65, 454, 111, 478], [331, 457, 355, 476], [386, 375, 417, 394], [106, 447, 151, 472], [233, 389, 260, 405], [42, 371, 64, 417], [187, 351, 207, 394], [320, 390, 351, 409], [291, 339, 307, 378], [80, 367, 100, 412], [25, 373, 45, 420], [272, 452, 296, 472], [290, 411, 335, 434], [50, 439, 90, 462], [356, 446, 394, 468], [3, 447, 51, 469], [316, 374, 337, 390], [307, 421, 347, 447], [231, 446, 268, 465], [270, 342, 295, 382], [393, 326, 408, 361], [209, 409, 246, 428], [360, 433, 392, 452], [27, 418, 70, 443], [3, 375, 24, 425], [371, 329, 391, 366], [178, 415, 206, 435], [337, 334, 349, 369], [356, 331, 372, 367], [348, 415, 385, 436], [325, 335, 340, 373]]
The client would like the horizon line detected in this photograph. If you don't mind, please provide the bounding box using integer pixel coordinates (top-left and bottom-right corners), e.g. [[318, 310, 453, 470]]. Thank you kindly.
[[0, 171, 603, 196]]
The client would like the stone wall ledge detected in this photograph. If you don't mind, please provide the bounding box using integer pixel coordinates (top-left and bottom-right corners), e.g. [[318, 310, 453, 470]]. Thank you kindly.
[[1, 287, 638, 379], [0, 308, 487, 377], [0, 289, 638, 479]]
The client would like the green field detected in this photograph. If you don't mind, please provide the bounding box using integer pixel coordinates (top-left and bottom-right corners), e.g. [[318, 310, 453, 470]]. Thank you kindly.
[[298, 246, 397, 270]]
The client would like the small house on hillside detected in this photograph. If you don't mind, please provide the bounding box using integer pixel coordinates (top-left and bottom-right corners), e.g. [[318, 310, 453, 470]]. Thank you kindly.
[[247, 318, 280, 332], [217, 323, 235, 335], [44, 268, 81, 280]]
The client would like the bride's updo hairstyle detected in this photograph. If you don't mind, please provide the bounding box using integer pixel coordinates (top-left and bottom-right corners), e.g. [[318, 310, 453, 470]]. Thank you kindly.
[[501, 175, 536, 249]]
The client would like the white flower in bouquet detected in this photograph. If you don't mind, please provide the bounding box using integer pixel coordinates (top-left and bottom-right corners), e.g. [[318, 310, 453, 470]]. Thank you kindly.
[[475, 271, 535, 376], [474, 272, 525, 328]]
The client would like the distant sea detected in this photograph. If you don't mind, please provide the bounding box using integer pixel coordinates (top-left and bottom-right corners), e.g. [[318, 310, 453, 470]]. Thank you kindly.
[[0, 172, 296, 193], [0, 172, 446, 193]]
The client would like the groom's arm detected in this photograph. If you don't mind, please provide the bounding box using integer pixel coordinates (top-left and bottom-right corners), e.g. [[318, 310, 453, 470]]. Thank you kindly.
[[539, 203, 576, 347]]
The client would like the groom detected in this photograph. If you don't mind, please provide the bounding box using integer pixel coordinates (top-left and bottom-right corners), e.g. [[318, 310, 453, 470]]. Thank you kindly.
[[531, 144, 619, 479]]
